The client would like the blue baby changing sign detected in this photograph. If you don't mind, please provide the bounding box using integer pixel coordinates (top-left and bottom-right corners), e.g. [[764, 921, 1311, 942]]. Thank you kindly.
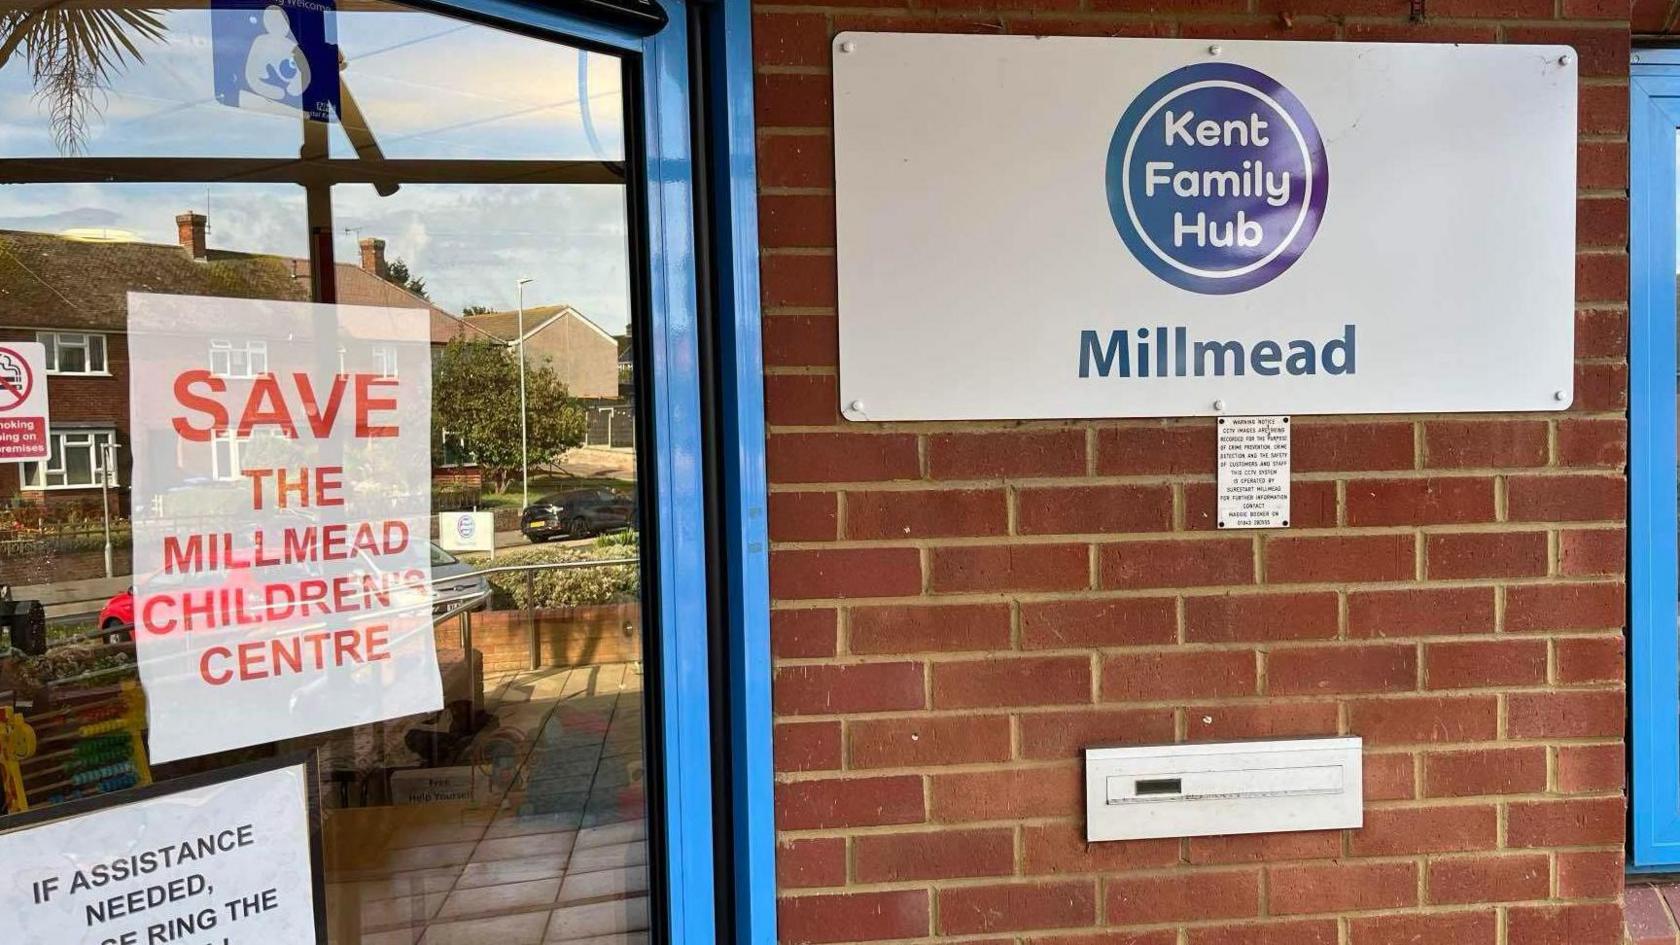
[[212, 0, 339, 123]]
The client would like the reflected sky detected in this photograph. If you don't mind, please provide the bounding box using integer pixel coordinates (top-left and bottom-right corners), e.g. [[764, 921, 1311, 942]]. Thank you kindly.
[[0, 3, 631, 329]]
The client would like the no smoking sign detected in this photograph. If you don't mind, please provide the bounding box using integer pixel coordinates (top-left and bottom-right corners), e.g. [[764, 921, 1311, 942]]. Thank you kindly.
[[0, 342, 50, 461]]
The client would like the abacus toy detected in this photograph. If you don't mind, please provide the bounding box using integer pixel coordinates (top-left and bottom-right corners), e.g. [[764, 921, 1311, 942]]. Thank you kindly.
[[5, 682, 151, 814]]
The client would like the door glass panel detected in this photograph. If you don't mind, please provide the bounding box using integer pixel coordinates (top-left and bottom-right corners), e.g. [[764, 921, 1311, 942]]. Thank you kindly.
[[0, 3, 652, 943]]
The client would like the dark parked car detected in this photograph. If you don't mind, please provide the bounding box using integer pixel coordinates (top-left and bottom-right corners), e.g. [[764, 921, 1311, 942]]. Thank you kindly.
[[520, 489, 636, 542]]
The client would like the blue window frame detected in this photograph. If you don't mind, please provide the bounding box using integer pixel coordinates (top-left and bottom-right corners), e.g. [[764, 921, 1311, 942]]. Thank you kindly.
[[428, 0, 774, 935], [1630, 51, 1680, 869]]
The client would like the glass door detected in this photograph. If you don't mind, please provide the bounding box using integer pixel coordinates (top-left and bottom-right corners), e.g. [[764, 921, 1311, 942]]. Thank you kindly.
[[0, 0, 716, 939]]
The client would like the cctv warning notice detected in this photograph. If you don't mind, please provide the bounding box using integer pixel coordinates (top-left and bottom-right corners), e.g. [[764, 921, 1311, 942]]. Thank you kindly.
[[125, 293, 440, 764], [0, 760, 321, 945]]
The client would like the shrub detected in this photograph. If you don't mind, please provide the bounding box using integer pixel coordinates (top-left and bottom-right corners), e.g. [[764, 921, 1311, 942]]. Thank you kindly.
[[489, 538, 640, 609]]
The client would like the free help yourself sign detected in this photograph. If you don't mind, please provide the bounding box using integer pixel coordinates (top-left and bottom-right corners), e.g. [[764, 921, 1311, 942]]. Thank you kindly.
[[126, 294, 440, 764], [832, 35, 1578, 420]]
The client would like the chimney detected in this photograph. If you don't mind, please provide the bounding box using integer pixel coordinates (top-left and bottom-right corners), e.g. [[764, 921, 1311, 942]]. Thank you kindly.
[[359, 237, 387, 277], [175, 211, 207, 260]]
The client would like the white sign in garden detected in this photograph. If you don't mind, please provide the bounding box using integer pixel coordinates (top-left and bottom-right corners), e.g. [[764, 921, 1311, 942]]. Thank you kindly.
[[832, 34, 1578, 420], [126, 293, 440, 764]]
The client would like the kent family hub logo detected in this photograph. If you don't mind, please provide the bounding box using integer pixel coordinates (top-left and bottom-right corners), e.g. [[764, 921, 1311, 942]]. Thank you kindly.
[[1105, 61, 1329, 295]]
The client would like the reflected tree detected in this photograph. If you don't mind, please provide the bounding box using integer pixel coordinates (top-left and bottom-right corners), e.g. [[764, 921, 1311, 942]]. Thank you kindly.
[[0, 4, 165, 154]]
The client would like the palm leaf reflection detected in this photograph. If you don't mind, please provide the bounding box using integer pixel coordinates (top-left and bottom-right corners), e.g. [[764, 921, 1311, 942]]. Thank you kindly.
[[0, 2, 166, 154]]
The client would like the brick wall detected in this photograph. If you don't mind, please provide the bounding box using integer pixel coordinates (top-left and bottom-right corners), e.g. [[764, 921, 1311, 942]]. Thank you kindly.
[[756, 2, 1632, 943]]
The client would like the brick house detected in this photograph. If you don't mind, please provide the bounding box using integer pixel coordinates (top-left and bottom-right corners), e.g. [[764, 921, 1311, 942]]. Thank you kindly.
[[456, 304, 622, 402]]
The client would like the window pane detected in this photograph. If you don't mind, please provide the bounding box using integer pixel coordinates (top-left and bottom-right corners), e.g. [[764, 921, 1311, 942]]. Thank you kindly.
[[62, 440, 92, 484], [58, 342, 86, 373]]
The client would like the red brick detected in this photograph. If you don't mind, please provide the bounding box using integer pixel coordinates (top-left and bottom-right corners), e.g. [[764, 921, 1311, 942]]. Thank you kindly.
[[1507, 475, 1626, 523], [1265, 534, 1414, 584], [1291, 422, 1414, 472], [1557, 418, 1627, 468], [1349, 695, 1498, 745], [1028, 933, 1175, 945], [761, 258, 837, 311], [1557, 849, 1624, 899], [776, 775, 925, 830], [1096, 424, 1214, 475], [1017, 484, 1173, 534], [770, 491, 837, 541], [755, 72, 831, 129], [1504, 25, 1628, 77], [768, 433, 919, 483], [849, 714, 1012, 768], [1507, 796, 1626, 847], [1426, 0, 1552, 14], [1186, 921, 1337, 945], [928, 430, 1086, 479], [1577, 196, 1629, 249], [774, 662, 925, 715], [779, 890, 929, 944], [1423, 419, 1548, 468], [760, 193, 834, 248], [1579, 83, 1628, 136], [1019, 707, 1177, 759], [1424, 639, 1547, 690], [1425, 531, 1548, 580], [1506, 903, 1624, 945], [1343, 21, 1498, 43], [932, 766, 1082, 821], [1184, 592, 1338, 643], [1020, 597, 1177, 649], [1559, 528, 1626, 577], [758, 132, 833, 189], [1427, 853, 1550, 904], [939, 881, 1097, 934], [1268, 861, 1418, 915], [1557, 743, 1624, 794], [1362, 752, 1417, 801], [1187, 702, 1340, 741], [1350, 804, 1497, 856], [1106, 869, 1261, 924], [1349, 586, 1496, 638], [1424, 747, 1548, 797], [1186, 831, 1341, 865], [1557, 635, 1626, 685], [932, 655, 1092, 709], [1185, 480, 1337, 531], [845, 488, 1006, 539], [777, 838, 846, 889], [854, 828, 1014, 882], [850, 602, 1011, 654], [1506, 582, 1624, 632], [772, 547, 922, 600], [1023, 822, 1179, 875], [1267, 644, 1416, 695], [1178, 18, 1339, 40], [1102, 650, 1257, 701], [1564, 0, 1628, 16], [1507, 690, 1625, 739], [752, 12, 832, 66], [1100, 538, 1254, 589], [931, 544, 1089, 593], [765, 374, 841, 426], [1346, 477, 1496, 526], [1576, 252, 1630, 306], [1348, 911, 1496, 945], [1579, 140, 1629, 191], [1575, 308, 1627, 359], [1573, 360, 1628, 412], [763, 313, 838, 365], [773, 608, 836, 658], [776, 721, 842, 772]]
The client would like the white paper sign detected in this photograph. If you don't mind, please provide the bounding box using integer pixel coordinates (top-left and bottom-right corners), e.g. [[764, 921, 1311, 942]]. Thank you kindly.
[[0, 341, 50, 461], [438, 511, 494, 554], [0, 762, 320, 944], [833, 34, 1577, 419], [1217, 416, 1291, 530], [126, 293, 440, 764]]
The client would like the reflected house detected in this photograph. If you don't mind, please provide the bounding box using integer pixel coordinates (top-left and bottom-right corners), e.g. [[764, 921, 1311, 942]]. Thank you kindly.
[[456, 303, 621, 403], [0, 211, 461, 517]]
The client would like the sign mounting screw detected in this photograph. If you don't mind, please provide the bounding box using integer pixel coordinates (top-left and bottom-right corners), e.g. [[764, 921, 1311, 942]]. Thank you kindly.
[[1213, 399, 1226, 412], [839, 40, 856, 54], [1553, 389, 1566, 402], [1558, 53, 1571, 66], [1208, 45, 1223, 56], [848, 399, 865, 413]]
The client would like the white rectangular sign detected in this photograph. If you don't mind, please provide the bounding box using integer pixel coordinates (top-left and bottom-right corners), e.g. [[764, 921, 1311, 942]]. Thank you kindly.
[[127, 293, 440, 764], [438, 510, 495, 554], [1217, 416, 1290, 530], [0, 761, 321, 944], [833, 34, 1577, 420], [0, 341, 50, 461]]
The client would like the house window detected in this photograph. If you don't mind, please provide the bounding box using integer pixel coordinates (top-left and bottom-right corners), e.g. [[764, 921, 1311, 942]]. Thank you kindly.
[[209, 338, 268, 378], [37, 331, 107, 375], [210, 430, 277, 481], [19, 429, 117, 490], [372, 344, 399, 378]]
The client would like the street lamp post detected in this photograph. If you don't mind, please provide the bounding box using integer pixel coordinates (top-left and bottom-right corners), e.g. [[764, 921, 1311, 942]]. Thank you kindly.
[[516, 277, 532, 509]]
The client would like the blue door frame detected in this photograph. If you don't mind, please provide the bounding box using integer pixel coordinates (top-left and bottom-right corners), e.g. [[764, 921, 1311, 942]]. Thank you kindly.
[[1631, 50, 1680, 870], [430, 0, 775, 935]]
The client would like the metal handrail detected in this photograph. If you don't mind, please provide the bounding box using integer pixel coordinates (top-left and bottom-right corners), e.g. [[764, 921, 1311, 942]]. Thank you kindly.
[[461, 556, 637, 579]]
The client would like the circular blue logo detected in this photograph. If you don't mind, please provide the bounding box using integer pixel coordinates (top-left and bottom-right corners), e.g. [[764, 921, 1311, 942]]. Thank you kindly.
[[1106, 62, 1328, 295], [457, 513, 476, 539]]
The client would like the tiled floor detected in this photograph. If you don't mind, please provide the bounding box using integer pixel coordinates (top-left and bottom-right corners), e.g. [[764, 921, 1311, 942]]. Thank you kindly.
[[1628, 883, 1680, 944], [324, 662, 650, 945]]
